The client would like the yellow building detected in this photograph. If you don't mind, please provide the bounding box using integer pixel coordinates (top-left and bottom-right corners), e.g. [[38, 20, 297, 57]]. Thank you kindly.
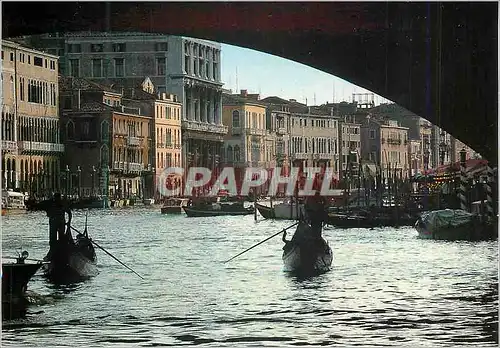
[[119, 77, 182, 198], [380, 120, 409, 177], [222, 90, 270, 168], [1, 40, 63, 196]]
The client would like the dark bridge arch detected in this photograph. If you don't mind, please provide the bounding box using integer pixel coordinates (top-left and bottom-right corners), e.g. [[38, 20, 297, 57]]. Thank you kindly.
[[3, 2, 497, 163]]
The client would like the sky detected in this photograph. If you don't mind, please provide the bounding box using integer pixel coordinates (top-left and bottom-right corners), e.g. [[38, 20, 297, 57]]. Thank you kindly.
[[220, 43, 392, 106]]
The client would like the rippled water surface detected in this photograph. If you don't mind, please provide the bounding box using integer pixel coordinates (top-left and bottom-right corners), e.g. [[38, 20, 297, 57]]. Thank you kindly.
[[1, 207, 498, 347]]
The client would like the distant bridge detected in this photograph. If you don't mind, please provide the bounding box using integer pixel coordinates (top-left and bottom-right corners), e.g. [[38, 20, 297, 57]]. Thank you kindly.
[[2, 2, 497, 163]]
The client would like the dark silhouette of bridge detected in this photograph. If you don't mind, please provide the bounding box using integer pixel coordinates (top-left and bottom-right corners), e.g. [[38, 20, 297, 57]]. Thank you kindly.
[[2, 2, 497, 163]]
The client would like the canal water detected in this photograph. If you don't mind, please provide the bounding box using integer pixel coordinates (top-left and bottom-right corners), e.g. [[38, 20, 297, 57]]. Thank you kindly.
[[1, 208, 498, 347]]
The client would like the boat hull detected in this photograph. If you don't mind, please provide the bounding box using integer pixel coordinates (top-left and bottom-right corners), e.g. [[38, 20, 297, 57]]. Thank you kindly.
[[282, 242, 333, 274], [43, 233, 98, 284], [256, 202, 305, 220], [161, 206, 184, 214], [414, 209, 496, 241], [255, 203, 275, 219], [282, 221, 333, 275], [183, 206, 254, 217], [2, 262, 42, 320]]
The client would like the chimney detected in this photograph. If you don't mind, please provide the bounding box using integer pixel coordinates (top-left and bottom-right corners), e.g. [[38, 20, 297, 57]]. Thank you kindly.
[[240, 89, 248, 97]]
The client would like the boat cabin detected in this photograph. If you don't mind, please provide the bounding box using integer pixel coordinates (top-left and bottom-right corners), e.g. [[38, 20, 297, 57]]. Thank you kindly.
[[1, 190, 26, 210]]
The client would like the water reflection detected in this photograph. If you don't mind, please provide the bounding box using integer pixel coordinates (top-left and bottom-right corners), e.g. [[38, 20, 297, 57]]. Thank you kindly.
[[1, 210, 498, 347]]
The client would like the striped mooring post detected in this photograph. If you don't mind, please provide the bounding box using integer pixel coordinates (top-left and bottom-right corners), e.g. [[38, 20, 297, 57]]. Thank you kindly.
[[485, 166, 495, 220], [458, 161, 468, 211]]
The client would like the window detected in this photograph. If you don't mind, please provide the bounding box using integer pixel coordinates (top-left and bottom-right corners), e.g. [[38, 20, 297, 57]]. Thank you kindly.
[[112, 43, 126, 52], [156, 58, 166, 76], [232, 110, 240, 128], [155, 42, 168, 51], [184, 55, 190, 74], [90, 44, 103, 52], [234, 145, 240, 162], [33, 56, 43, 67], [69, 59, 80, 77], [369, 129, 375, 139], [92, 59, 102, 77], [1, 51, 4, 60], [19, 78, 25, 101], [49, 60, 56, 70], [114, 58, 124, 77], [10, 52, 14, 61], [67, 44, 81, 53]]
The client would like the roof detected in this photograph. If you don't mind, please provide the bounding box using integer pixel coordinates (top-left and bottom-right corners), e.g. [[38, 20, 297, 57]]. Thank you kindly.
[[222, 93, 267, 107], [59, 76, 120, 94]]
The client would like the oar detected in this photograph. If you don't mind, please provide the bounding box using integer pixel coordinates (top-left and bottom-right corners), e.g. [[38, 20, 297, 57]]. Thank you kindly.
[[69, 225, 144, 280], [224, 221, 300, 263]]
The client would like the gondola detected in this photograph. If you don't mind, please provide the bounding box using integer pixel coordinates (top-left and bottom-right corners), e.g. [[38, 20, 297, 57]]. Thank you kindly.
[[183, 200, 254, 217], [2, 251, 43, 319], [183, 205, 254, 217], [42, 224, 98, 284], [282, 220, 333, 275], [255, 202, 275, 219]]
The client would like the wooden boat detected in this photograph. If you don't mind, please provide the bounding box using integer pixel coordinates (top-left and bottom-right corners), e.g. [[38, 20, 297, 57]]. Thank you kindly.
[[282, 221, 333, 274], [414, 209, 494, 241], [2, 251, 43, 319], [255, 198, 305, 220], [42, 225, 98, 284], [143, 198, 155, 206], [183, 201, 254, 217], [161, 198, 190, 214], [2, 190, 27, 214]]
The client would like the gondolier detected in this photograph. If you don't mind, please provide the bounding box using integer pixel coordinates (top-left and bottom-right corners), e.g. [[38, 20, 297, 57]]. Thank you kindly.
[[44, 193, 72, 254], [304, 191, 328, 237]]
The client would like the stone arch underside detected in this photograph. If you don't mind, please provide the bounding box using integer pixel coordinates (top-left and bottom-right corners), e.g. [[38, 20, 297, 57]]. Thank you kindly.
[[2, 2, 497, 163]]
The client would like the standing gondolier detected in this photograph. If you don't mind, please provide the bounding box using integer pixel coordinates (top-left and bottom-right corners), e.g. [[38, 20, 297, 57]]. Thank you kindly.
[[44, 192, 72, 255], [304, 191, 328, 238]]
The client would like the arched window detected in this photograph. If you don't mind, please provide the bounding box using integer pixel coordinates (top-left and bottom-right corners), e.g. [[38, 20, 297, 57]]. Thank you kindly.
[[232, 110, 240, 128], [227, 146, 233, 163], [234, 145, 240, 162], [101, 120, 109, 142], [100, 144, 109, 166], [66, 120, 75, 140]]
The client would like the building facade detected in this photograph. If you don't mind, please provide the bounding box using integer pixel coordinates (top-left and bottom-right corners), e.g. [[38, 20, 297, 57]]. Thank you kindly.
[[1, 40, 64, 196], [59, 76, 152, 200], [222, 91, 269, 168], [20, 32, 227, 171], [120, 77, 182, 198], [338, 115, 361, 180], [361, 118, 409, 178]]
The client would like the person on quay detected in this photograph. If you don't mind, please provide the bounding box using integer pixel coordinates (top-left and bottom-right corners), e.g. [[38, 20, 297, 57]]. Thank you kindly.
[[45, 192, 72, 254]]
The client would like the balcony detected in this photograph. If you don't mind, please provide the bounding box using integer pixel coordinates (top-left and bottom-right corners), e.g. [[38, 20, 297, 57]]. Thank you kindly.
[[387, 138, 402, 145], [18, 141, 64, 153], [113, 161, 125, 170], [127, 136, 140, 146], [277, 127, 287, 135], [1, 140, 17, 152], [245, 128, 266, 136], [127, 162, 144, 172], [182, 120, 228, 135]]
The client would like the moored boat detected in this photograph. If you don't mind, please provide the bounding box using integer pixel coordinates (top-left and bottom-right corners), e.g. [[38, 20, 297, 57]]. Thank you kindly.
[[43, 225, 98, 284], [256, 198, 305, 220], [414, 209, 494, 241], [161, 198, 190, 214], [183, 200, 254, 217], [2, 251, 43, 319], [2, 190, 27, 215], [282, 221, 333, 275]]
